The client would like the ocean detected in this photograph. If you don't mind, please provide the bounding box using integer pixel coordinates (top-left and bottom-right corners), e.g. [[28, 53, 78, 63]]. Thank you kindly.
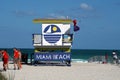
[[0, 48, 120, 63]]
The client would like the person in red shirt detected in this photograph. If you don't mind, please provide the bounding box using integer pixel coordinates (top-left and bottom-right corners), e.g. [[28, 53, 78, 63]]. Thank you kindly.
[[0, 49, 9, 71], [13, 48, 20, 70], [18, 49, 22, 69]]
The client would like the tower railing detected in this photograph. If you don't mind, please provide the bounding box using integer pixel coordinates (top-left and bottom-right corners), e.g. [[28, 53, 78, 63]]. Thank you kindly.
[[33, 34, 73, 47]]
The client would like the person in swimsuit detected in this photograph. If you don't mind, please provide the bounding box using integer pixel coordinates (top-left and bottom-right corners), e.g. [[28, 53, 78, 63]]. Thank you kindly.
[[0, 49, 9, 71], [13, 48, 20, 70]]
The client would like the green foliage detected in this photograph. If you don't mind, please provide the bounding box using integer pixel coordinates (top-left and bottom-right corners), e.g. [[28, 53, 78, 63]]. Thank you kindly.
[[0, 73, 7, 80]]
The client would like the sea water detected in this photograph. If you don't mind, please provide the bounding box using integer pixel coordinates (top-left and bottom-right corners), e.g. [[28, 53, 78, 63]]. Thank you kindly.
[[0, 48, 120, 63]]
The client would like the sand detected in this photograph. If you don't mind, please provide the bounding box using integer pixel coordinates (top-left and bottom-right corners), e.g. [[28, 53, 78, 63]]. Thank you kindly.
[[0, 62, 120, 80]]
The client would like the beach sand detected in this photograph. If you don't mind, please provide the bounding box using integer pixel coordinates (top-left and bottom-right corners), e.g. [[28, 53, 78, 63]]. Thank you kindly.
[[0, 62, 120, 80]]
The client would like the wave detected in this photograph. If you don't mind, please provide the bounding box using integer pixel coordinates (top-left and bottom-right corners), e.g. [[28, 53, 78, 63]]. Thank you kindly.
[[71, 59, 88, 63]]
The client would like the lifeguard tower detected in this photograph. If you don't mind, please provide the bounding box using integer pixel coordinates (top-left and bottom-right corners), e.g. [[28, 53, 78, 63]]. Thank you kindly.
[[32, 19, 73, 66]]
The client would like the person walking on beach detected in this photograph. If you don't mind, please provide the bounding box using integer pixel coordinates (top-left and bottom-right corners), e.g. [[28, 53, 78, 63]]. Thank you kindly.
[[105, 53, 108, 63], [0, 49, 9, 71], [112, 50, 118, 64], [18, 49, 22, 69], [13, 48, 21, 70]]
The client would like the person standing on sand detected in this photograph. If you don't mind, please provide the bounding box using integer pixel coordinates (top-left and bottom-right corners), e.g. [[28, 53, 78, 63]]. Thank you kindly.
[[112, 50, 118, 64], [13, 48, 20, 70], [0, 49, 9, 71], [18, 49, 22, 69], [105, 53, 108, 63]]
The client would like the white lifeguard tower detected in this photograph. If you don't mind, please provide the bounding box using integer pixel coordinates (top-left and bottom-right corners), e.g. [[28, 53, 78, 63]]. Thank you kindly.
[[32, 19, 73, 66]]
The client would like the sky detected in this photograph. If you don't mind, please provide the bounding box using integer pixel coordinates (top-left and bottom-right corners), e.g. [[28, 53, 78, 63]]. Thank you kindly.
[[0, 0, 120, 49]]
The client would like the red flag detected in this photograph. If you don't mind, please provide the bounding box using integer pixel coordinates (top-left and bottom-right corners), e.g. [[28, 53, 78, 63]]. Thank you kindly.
[[73, 19, 77, 26], [73, 19, 80, 32]]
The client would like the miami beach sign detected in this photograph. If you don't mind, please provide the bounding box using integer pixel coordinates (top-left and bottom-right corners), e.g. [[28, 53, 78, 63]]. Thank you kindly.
[[34, 52, 71, 61]]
